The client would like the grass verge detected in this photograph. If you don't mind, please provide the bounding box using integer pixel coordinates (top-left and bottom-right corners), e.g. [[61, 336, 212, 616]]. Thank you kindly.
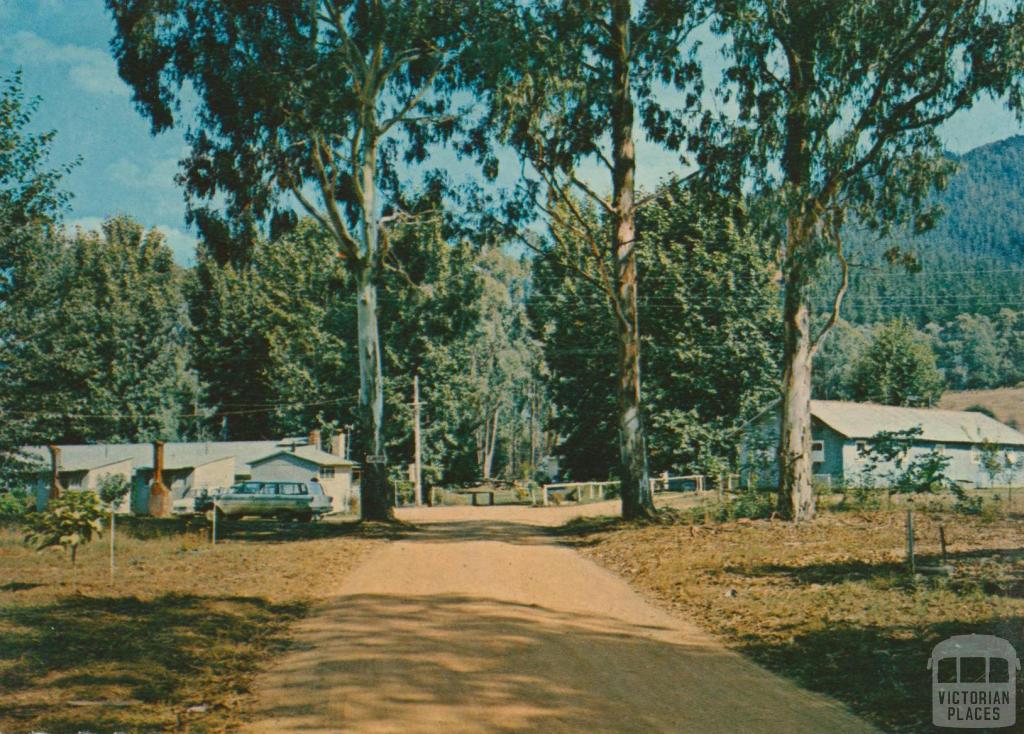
[[0, 516, 382, 733], [563, 505, 1024, 733]]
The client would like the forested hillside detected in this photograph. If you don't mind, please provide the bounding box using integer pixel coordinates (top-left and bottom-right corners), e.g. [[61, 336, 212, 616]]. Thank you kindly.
[[827, 136, 1024, 326]]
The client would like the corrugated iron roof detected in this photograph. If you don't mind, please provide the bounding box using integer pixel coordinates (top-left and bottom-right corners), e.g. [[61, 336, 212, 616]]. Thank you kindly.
[[811, 400, 1024, 445], [21, 440, 291, 472]]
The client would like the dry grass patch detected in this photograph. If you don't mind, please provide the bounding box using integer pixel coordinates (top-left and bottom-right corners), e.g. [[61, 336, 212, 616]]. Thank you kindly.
[[565, 508, 1024, 733], [0, 517, 387, 734], [940, 386, 1024, 428]]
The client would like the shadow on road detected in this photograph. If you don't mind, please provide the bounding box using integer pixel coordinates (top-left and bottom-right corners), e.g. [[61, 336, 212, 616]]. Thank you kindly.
[[245, 592, 871, 734]]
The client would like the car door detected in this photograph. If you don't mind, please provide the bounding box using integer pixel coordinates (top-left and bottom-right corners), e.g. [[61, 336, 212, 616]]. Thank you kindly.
[[278, 482, 310, 513], [260, 483, 288, 515]]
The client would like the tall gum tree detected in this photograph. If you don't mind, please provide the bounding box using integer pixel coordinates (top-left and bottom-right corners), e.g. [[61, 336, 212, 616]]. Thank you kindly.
[[107, 0, 480, 520], [474, 0, 704, 519], [707, 0, 1024, 520]]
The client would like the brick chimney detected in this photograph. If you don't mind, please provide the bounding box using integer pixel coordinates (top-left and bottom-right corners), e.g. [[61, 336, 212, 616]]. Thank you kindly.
[[330, 430, 346, 458], [147, 440, 171, 517], [308, 428, 322, 452], [47, 444, 63, 503]]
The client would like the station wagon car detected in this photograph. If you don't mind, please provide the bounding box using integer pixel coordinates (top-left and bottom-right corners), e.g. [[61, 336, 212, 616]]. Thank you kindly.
[[171, 487, 218, 517], [213, 480, 332, 522]]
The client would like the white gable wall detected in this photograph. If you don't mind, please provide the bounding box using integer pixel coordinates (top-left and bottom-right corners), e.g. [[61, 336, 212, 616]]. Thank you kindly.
[[249, 453, 355, 514]]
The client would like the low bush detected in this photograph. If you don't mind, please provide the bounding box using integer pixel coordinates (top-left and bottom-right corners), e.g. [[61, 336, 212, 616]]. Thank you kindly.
[[0, 488, 34, 520]]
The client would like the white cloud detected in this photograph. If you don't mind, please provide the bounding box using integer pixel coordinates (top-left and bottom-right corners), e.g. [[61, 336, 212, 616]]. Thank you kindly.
[[3, 30, 128, 98], [106, 155, 182, 191], [66, 216, 105, 233], [155, 225, 197, 265]]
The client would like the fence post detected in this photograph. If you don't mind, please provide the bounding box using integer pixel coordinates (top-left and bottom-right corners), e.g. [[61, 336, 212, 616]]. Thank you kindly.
[[905, 509, 915, 574]]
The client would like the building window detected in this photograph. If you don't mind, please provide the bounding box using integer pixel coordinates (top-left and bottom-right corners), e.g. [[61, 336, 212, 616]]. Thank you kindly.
[[811, 441, 825, 462], [856, 441, 868, 456], [1008, 452, 1018, 465], [320, 467, 335, 479]]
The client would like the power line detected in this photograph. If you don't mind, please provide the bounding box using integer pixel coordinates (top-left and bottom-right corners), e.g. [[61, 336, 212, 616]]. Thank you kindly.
[[1, 395, 359, 421]]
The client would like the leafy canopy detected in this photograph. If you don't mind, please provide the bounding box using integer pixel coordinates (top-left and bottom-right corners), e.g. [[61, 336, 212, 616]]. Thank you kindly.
[[24, 490, 105, 565], [108, 0, 482, 264], [849, 318, 944, 407], [708, 0, 1024, 236]]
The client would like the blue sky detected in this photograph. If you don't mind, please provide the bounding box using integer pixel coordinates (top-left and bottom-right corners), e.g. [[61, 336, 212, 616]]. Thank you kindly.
[[2, 0, 1022, 265]]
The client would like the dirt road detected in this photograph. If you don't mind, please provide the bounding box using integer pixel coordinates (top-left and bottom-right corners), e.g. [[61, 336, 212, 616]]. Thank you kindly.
[[242, 502, 877, 733]]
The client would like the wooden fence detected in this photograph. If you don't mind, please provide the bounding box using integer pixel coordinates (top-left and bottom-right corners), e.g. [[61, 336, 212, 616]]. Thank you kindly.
[[536, 473, 731, 505]]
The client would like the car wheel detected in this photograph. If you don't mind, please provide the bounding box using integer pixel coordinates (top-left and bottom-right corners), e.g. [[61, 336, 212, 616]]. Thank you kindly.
[[275, 510, 292, 523], [298, 512, 313, 523]]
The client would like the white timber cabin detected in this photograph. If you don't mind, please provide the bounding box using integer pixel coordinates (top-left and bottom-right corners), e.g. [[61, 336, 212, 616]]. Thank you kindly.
[[23, 429, 358, 514], [740, 400, 1024, 489]]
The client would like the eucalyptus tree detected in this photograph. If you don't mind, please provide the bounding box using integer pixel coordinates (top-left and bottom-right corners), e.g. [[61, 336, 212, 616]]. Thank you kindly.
[[531, 180, 780, 480], [476, 0, 705, 518], [707, 0, 1024, 520], [107, 0, 482, 520]]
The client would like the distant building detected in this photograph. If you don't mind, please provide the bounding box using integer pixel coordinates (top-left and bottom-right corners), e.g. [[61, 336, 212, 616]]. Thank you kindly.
[[740, 400, 1024, 488], [23, 430, 358, 514], [248, 445, 358, 513]]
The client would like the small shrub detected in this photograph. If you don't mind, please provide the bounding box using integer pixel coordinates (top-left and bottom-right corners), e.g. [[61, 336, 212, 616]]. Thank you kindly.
[[695, 490, 776, 523], [24, 490, 104, 565], [97, 475, 130, 508], [847, 484, 883, 510], [0, 488, 34, 520], [950, 486, 983, 515]]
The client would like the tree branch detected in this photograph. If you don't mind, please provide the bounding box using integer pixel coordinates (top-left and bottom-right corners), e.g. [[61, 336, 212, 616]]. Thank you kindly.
[[810, 214, 849, 358]]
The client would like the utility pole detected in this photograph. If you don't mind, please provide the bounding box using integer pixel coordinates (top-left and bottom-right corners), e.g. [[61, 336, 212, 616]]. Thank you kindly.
[[413, 374, 423, 506]]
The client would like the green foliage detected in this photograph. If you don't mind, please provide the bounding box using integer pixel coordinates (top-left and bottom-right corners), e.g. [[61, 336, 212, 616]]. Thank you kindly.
[[848, 319, 944, 406], [190, 215, 542, 482], [952, 494, 984, 515], [709, 1, 1024, 240], [188, 220, 356, 440], [814, 306, 1024, 395], [108, 0, 493, 519], [0, 217, 200, 444], [24, 490, 104, 565], [0, 71, 75, 281], [818, 138, 1024, 327], [106, 0, 478, 252], [812, 319, 869, 400], [855, 427, 955, 497], [0, 73, 76, 486], [377, 217, 542, 483], [708, 0, 1024, 514], [856, 427, 921, 489], [533, 181, 780, 478], [472, 0, 702, 183], [0, 489, 34, 520], [977, 439, 1018, 489], [96, 475, 131, 508], [694, 489, 776, 523], [723, 490, 776, 521]]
